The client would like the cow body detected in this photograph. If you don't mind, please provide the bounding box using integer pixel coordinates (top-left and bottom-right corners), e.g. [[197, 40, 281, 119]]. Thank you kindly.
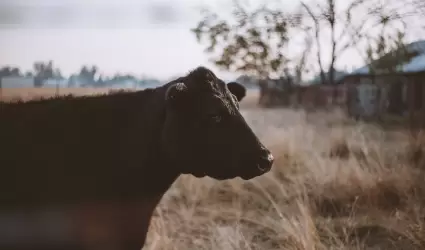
[[0, 66, 273, 249], [1, 88, 173, 206], [1, 87, 175, 249]]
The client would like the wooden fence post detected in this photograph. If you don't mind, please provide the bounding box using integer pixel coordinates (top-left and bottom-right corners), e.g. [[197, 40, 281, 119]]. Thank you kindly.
[[0, 77, 2, 101], [409, 79, 416, 134], [56, 81, 60, 96], [421, 74, 425, 129]]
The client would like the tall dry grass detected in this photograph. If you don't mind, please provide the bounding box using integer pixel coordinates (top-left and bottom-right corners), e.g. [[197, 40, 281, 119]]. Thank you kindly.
[[0, 87, 135, 102], [144, 96, 425, 250]]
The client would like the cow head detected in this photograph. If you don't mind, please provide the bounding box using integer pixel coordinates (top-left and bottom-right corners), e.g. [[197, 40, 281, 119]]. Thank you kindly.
[[161, 66, 274, 180]]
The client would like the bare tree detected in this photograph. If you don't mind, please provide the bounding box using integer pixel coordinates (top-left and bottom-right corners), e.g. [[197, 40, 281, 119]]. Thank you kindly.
[[299, 0, 386, 84], [299, 0, 423, 84], [192, 0, 419, 86], [293, 29, 314, 84]]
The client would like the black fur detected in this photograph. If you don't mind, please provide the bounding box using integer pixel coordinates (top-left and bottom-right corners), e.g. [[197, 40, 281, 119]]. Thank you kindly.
[[0, 66, 273, 250]]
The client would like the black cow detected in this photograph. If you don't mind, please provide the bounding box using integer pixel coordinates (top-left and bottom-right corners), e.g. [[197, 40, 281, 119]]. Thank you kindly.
[[0, 66, 274, 250]]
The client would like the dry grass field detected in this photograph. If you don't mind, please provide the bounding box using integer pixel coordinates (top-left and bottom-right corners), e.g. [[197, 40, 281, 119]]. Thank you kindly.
[[3, 88, 425, 249], [0, 87, 133, 102], [145, 92, 425, 250]]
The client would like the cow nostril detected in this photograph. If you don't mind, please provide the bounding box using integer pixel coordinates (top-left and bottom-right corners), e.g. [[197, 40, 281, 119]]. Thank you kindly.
[[257, 163, 267, 171], [266, 153, 274, 163], [257, 153, 274, 172]]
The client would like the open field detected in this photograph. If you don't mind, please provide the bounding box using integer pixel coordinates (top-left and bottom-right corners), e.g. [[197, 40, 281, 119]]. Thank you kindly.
[[3, 88, 425, 249], [0, 87, 259, 104], [0, 87, 135, 102]]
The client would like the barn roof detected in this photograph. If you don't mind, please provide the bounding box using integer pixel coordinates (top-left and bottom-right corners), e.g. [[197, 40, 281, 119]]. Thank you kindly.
[[352, 40, 425, 74]]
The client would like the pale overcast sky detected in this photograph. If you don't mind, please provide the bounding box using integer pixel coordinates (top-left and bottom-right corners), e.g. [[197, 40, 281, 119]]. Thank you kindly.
[[0, 0, 422, 81]]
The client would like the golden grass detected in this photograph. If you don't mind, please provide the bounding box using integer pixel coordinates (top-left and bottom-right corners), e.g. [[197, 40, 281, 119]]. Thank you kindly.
[[4, 88, 425, 249], [0, 87, 136, 102], [0, 87, 257, 104]]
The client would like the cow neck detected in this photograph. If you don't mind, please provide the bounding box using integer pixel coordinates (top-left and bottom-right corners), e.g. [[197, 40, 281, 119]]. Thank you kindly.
[[127, 84, 180, 199]]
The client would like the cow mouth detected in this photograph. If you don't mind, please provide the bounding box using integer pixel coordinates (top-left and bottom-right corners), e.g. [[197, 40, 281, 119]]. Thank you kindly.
[[238, 151, 274, 180], [240, 166, 271, 180], [190, 154, 274, 180], [191, 171, 207, 178], [240, 173, 265, 180], [192, 168, 269, 180]]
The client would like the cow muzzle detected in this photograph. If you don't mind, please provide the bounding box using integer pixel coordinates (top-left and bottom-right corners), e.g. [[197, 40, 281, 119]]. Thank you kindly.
[[240, 149, 274, 180]]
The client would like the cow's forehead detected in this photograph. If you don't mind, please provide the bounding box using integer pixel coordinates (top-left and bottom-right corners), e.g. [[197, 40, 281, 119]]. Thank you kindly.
[[184, 67, 227, 95]]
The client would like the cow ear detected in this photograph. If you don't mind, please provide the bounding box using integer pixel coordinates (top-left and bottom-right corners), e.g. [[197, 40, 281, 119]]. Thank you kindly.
[[227, 82, 246, 102], [165, 82, 188, 103]]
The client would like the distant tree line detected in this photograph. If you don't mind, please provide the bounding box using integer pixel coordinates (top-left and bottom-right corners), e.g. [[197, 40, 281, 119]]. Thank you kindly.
[[0, 60, 62, 87], [0, 61, 161, 88]]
